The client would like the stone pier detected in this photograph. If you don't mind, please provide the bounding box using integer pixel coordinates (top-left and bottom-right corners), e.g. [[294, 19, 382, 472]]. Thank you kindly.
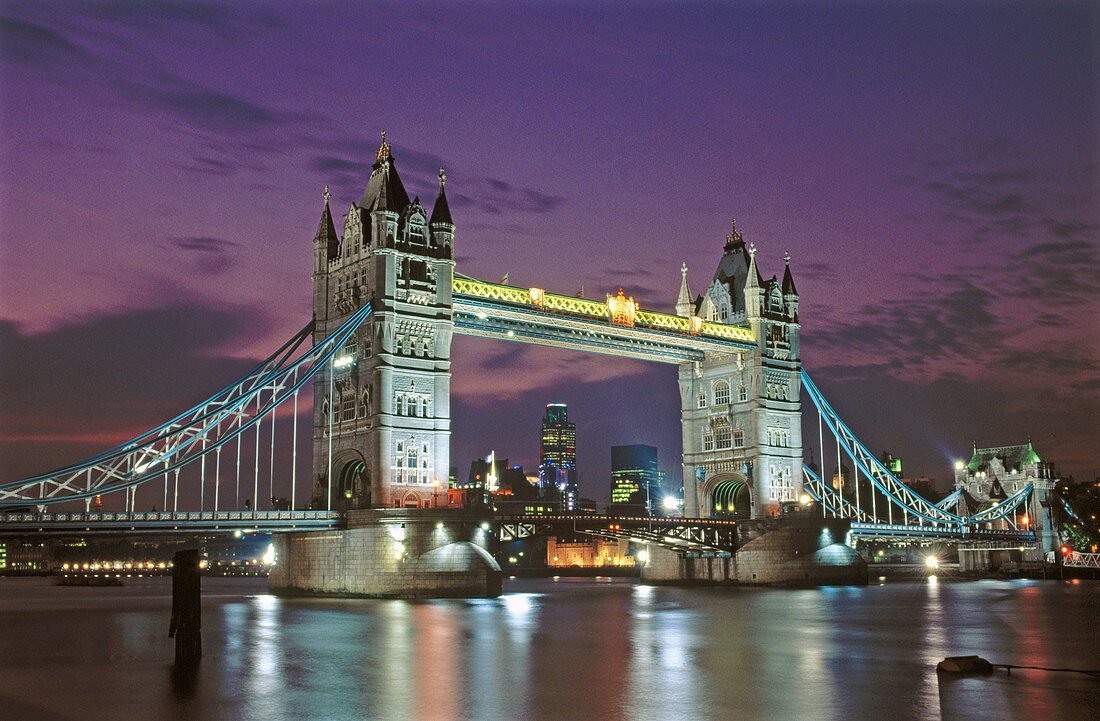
[[269, 509, 502, 598], [641, 518, 867, 586]]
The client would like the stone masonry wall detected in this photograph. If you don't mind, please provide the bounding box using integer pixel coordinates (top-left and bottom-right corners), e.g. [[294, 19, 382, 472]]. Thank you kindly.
[[269, 510, 502, 598]]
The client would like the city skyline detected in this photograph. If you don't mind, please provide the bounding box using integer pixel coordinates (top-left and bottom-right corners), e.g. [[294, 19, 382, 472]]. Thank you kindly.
[[1, 2, 1097, 507]]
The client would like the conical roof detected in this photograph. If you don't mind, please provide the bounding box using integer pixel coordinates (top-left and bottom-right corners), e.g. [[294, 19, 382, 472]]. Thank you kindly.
[[314, 186, 339, 258], [431, 168, 454, 226], [782, 254, 798, 295], [359, 133, 410, 213], [676, 262, 692, 311]]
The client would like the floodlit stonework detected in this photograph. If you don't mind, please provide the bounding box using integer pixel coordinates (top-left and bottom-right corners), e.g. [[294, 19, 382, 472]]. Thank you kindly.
[[679, 224, 803, 519]]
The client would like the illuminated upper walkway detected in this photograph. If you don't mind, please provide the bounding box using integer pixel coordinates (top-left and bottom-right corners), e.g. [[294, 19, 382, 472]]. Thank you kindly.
[[452, 276, 754, 363]]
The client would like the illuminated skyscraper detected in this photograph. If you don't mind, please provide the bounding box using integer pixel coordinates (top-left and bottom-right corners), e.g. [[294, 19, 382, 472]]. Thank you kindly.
[[610, 444, 661, 514], [539, 404, 578, 510]]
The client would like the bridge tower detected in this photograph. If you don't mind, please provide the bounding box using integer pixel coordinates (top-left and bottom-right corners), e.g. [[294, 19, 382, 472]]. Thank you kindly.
[[311, 134, 455, 510], [678, 224, 803, 519], [954, 440, 1059, 556]]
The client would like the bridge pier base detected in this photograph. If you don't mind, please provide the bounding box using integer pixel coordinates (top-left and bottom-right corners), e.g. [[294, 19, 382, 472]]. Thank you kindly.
[[641, 519, 867, 586], [269, 509, 502, 598]]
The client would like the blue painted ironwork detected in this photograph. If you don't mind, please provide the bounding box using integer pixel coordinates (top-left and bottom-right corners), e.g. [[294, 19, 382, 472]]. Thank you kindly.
[[0, 304, 373, 508], [801, 370, 1032, 526]]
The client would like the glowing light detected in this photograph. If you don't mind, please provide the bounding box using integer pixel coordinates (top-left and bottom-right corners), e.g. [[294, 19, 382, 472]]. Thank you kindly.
[[636, 550, 649, 563], [506, 330, 515, 337], [663, 496, 678, 510], [389, 525, 405, 541], [607, 288, 638, 326], [800, 494, 811, 505], [690, 315, 704, 333], [925, 556, 939, 569], [480, 522, 490, 531], [234, 530, 242, 538], [333, 356, 354, 368], [954, 461, 964, 470], [1021, 515, 1029, 526], [262, 544, 276, 565], [436, 522, 444, 530], [529, 287, 545, 305]]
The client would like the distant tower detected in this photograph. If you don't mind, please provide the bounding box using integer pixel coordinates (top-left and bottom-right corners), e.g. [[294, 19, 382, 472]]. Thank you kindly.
[[311, 133, 455, 510], [539, 403, 578, 510], [954, 440, 1058, 555], [610, 444, 661, 514], [679, 220, 803, 519]]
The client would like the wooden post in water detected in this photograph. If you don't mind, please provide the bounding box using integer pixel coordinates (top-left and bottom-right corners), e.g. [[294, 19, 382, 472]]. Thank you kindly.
[[168, 549, 201, 663]]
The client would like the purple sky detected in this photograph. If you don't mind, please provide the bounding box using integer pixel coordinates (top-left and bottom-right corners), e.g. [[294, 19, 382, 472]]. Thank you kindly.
[[1, 1, 1097, 508]]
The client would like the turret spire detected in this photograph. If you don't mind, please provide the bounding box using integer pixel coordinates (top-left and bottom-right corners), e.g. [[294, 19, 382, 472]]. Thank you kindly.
[[675, 261, 693, 317], [782, 251, 798, 295], [430, 166, 453, 226], [314, 185, 339, 260]]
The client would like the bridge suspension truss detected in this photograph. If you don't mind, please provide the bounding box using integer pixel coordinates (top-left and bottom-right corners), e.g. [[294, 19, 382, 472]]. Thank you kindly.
[[799, 370, 1035, 541], [0, 304, 374, 516]]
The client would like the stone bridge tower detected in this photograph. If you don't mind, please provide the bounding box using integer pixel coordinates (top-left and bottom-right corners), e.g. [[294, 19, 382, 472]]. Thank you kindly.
[[311, 133, 455, 510], [678, 223, 803, 519]]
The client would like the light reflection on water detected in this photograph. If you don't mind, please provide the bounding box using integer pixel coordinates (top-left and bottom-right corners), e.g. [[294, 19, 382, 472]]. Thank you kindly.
[[0, 576, 1096, 721]]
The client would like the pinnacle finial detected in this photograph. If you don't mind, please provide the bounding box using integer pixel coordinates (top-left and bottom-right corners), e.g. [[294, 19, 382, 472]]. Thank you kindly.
[[323, 185, 331, 205], [439, 167, 446, 187], [784, 250, 790, 264], [376, 129, 391, 163], [681, 261, 688, 277], [749, 242, 757, 257]]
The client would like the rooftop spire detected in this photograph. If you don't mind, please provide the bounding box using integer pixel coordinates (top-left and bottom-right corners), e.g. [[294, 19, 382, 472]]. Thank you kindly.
[[375, 129, 391, 164], [675, 261, 693, 317], [430, 166, 453, 226], [360, 130, 410, 211], [314, 185, 339, 259], [782, 251, 798, 295], [723, 217, 745, 253]]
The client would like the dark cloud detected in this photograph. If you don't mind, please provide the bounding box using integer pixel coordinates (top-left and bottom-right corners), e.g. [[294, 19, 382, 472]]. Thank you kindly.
[[810, 275, 999, 368], [168, 236, 239, 275], [171, 236, 238, 253], [0, 304, 268, 479], [1, 9, 306, 140]]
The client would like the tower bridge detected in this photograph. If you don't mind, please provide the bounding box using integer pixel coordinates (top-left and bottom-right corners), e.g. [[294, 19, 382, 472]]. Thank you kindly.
[[0, 135, 1062, 594]]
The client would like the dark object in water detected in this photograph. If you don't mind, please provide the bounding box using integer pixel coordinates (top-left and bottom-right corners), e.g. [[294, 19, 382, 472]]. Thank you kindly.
[[937, 655, 995, 674], [169, 549, 202, 664]]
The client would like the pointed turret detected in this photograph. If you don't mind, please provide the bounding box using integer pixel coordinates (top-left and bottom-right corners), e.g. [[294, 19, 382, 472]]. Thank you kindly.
[[745, 242, 762, 290], [429, 167, 455, 259], [314, 185, 340, 263], [430, 167, 454, 226], [782, 251, 798, 295], [744, 242, 766, 350], [676, 262, 693, 317], [359, 130, 411, 213]]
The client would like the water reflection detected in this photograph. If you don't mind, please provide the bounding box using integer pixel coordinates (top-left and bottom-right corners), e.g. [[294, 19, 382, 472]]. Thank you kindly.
[[1, 577, 1097, 721]]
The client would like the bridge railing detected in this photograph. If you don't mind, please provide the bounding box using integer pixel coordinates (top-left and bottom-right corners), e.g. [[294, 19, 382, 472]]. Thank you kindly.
[[1, 510, 342, 524]]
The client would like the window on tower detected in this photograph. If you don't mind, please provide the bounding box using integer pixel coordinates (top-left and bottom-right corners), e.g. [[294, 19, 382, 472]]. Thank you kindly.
[[714, 381, 730, 405]]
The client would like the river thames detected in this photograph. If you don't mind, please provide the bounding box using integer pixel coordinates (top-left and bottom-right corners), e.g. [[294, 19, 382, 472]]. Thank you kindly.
[[0, 575, 1096, 720]]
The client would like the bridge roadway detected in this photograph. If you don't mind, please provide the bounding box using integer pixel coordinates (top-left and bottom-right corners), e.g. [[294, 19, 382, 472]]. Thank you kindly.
[[0, 510, 1038, 547], [0, 510, 341, 535]]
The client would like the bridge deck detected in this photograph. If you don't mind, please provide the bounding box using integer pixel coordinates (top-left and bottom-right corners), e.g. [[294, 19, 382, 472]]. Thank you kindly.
[[0, 510, 342, 534]]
